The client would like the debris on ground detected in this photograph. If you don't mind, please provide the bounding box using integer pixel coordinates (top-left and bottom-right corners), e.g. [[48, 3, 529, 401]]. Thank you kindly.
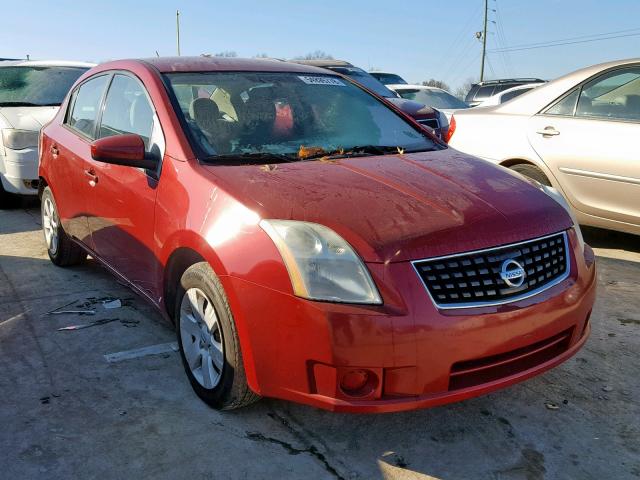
[[103, 299, 122, 309], [48, 309, 96, 316], [104, 342, 179, 363], [57, 318, 120, 331], [119, 319, 140, 328], [45, 296, 133, 317], [545, 402, 560, 410]]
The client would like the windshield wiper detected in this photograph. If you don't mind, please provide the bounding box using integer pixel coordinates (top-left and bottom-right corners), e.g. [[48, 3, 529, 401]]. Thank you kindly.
[[202, 152, 298, 165], [301, 145, 408, 161]]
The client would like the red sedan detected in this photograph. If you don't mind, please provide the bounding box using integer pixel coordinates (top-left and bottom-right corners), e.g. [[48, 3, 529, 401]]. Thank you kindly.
[[38, 57, 596, 412]]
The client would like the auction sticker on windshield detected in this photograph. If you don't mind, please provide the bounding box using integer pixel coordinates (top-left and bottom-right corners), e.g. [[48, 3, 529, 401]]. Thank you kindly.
[[298, 76, 345, 86]]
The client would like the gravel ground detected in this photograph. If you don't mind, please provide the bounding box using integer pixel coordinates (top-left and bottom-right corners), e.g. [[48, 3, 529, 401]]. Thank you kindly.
[[1, 202, 638, 480]]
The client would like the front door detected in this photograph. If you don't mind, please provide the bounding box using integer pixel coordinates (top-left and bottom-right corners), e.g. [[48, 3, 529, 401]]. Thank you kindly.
[[55, 74, 111, 247], [84, 73, 165, 301]]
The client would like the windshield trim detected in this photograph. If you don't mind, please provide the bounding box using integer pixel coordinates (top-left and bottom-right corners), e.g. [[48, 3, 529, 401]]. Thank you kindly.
[[161, 70, 444, 164]]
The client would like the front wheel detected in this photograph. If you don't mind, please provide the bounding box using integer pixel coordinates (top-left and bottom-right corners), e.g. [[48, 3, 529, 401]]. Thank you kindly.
[[176, 262, 260, 410], [41, 186, 86, 266]]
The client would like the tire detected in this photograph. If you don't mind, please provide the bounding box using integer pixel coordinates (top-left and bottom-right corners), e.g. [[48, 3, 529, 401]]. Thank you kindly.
[[41, 186, 87, 266], [176, 262, 260, 410], [509, 163, 552, 186]]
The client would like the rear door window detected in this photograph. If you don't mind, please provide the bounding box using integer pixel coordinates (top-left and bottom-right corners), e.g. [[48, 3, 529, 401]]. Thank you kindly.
[[66, 75, 109, 138], [545, 89, 579, 116]]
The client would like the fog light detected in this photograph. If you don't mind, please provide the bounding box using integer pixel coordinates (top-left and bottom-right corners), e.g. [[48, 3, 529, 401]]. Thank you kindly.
[[340, 369, 377, 397], [22, 179, 38, 190]]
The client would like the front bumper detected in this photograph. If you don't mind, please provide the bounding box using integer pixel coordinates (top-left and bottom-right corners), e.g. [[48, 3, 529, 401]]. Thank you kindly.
[[226, 229, 596, 413], [0, 147, 39, 195]]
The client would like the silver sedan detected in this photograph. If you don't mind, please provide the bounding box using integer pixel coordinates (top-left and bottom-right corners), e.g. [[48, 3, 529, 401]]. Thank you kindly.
[[448, 58, 640, 236]]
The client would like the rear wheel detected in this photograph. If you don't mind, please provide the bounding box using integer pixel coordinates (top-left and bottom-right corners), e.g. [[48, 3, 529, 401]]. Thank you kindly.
[[509, 163, 551, 186], [41, 187, 86, 266], [176, 262, 260, 410]]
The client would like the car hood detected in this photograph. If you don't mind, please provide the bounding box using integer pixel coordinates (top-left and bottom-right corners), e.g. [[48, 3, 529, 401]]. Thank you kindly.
[[0, 106, 59, 130], [203, 149, 573, 263]]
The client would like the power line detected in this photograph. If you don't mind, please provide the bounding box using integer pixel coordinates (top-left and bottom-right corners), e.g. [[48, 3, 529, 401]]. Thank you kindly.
[[490, 28, 640, 53]]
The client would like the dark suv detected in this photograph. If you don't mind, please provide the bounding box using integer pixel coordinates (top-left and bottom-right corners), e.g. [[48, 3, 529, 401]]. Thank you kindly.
[[465, 78, 545, 107]]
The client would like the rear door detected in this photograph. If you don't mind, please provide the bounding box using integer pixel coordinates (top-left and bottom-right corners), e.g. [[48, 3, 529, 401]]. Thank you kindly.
[[528, 66, 640, 226], [85, 73, 165, 300]]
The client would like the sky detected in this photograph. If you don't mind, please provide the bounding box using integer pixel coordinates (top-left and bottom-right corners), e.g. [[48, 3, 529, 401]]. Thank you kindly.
[[3, 0, 640, 91]]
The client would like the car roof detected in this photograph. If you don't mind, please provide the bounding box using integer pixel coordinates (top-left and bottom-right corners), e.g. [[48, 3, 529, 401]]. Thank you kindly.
[[0, 60, 96, 68], [497, 83, 543, 95], [134, 56, 334, 74], [473, 78, 545, 86], [289, 59, 354, 68], [388, 84, 443, 91]]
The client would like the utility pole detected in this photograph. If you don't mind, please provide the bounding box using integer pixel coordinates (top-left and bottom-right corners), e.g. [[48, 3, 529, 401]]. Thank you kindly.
[[480, 0, 488, 81], [176, 10, 181, 56]]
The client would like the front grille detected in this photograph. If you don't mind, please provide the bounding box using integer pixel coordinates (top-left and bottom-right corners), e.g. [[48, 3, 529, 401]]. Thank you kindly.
[[412, 231, 570, 309]]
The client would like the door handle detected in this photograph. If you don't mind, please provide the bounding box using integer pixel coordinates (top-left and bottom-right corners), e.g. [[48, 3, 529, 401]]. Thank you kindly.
[[536, 127, 560, 137], [84, 169, 98, 187], [50, 145, 59, 156]]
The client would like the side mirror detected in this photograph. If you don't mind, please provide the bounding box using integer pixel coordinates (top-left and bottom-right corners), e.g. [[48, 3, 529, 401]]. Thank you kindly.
[[91, 134, 158, 169]]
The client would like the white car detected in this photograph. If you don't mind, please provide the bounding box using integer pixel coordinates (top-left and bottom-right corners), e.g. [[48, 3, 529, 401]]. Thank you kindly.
[[448, 58, 640, 236], [389, 84, 469, 121], [0, 60, 93, 205], [478, 83, 544, 107]]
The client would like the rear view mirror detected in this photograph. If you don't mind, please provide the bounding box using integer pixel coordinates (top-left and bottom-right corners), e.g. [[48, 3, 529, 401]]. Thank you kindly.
[[91, 134, 158, 169]]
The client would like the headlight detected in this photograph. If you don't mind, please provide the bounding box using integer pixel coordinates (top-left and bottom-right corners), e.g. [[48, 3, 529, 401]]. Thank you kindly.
[[521, 176, 584, 250], [2, 129, 39, 150], [260, 220, 382, 304]]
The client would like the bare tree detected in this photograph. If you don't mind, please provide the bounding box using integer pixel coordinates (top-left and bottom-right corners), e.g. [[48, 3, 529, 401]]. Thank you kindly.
[[253, 53, 269, 58], [454, 77, 476, 100], [293, 50, 334, 60], [421, 79, 451, 91], [213, 51, 238, 58]]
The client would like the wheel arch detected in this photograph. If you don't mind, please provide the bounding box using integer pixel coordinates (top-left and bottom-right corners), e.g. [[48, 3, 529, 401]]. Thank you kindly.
[[499, 157, 562, 187], [160, 237, 262, 394], [38, 176, 48, 199], [163, 246, 206, 322]]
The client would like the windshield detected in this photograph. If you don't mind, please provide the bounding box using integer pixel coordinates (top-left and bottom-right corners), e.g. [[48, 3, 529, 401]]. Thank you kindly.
[[327, 67, 396, 98], [371, 73, 407, 85], [0, 66, 88, 106], [397, 89, 469, 109], [164, 72, 436, 162]]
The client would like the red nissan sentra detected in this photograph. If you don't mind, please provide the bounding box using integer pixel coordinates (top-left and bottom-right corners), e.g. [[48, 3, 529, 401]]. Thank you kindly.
[[38, 57, 596, 412]]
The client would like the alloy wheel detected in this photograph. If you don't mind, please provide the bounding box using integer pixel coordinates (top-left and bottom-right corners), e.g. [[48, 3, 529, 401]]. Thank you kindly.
[[180, 287, 225, 389], [42, 197, 59, 255]]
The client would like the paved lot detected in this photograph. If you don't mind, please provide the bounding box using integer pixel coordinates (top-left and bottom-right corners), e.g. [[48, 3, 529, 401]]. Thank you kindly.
[[1, 202, 639, 480]]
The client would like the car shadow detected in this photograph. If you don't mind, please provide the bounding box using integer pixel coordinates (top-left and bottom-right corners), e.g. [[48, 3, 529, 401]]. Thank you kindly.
[[582, 225, 640, 254]]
